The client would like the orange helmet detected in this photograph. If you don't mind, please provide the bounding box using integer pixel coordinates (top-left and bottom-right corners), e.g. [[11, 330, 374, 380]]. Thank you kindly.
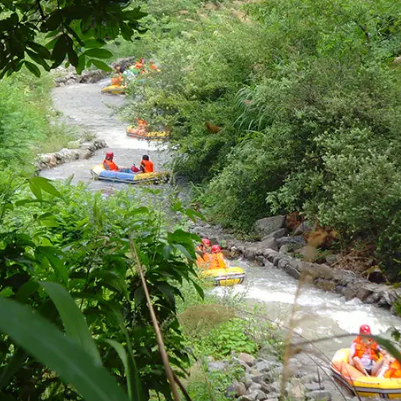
[[211, 245, 221, 253], [201, 238, 211, 247], [359, 324, 371, 335]]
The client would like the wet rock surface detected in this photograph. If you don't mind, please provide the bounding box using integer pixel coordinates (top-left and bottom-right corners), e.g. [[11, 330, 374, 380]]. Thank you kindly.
[[208, 351, 347, 401]]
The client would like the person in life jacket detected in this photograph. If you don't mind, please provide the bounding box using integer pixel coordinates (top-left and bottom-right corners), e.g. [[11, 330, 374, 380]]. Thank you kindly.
[[103, 151, 119, 171], [103, 152, 135, 173], [195, 238, 212, 269], [349, 324, 386, 376], [208, 245, 227, 270], [139, 155, 154, 173]]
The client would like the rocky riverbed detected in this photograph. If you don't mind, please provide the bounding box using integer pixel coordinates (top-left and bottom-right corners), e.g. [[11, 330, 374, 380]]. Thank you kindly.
[[190, 216, 401, 313]]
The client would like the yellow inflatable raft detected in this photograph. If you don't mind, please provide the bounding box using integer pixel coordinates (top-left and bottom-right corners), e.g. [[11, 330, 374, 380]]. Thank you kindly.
[[101, 85, 126, 95], [331, 348, 401, 398], [90, 164, 169, 184], [201, 267, 245, 287], [126, 126, 169, 140]]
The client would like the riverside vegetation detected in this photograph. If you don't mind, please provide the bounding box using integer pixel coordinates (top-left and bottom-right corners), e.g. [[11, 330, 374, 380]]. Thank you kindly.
[[2, 0, 401, 399], [114, 0, 401, 280]]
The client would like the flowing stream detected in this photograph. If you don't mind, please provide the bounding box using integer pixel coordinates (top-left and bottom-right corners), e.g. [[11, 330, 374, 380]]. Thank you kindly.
[[42, 79, 401, 360]]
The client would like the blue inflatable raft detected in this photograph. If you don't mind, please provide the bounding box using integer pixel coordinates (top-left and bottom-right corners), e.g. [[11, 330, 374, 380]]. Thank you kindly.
[[90, 164, 169, 184]]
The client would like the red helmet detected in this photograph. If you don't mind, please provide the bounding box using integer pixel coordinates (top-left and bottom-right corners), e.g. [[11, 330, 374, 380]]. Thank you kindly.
[[359, 324, 371, 335], [211, 245, 221, 254], [202, 238, 211, 247], [106, 151, 114, 159]]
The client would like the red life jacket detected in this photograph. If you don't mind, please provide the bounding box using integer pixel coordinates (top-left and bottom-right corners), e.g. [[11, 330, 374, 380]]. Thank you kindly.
[[141, 160, 154, 173], [103, 159, 119, 171], [352, 336, 380, 361]]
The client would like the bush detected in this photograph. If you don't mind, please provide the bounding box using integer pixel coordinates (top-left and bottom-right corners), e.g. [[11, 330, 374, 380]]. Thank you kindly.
[[0, 70, 74, 167]]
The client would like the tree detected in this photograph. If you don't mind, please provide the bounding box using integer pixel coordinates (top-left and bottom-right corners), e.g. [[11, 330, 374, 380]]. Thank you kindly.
[[0, 0, 147, 78]]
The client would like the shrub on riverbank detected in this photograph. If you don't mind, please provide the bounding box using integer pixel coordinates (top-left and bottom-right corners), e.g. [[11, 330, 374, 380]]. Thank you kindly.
[[118, 0, 401, 277], [0, 70, 75, 168], [0, 171, 204, 400]]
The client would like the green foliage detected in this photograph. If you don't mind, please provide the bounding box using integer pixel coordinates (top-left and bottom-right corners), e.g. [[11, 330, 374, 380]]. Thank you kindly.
[[0, 71, 75, 167], [118, 0, 401, 276], [187, 361, 244, 401], [206, 318, 258, 357], [0, 0, 147, 77], [0, 170, 203, 400]]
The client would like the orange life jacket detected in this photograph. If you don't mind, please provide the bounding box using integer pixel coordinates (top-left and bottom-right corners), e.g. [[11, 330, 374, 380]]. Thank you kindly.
[[141, 160, 154, 173], [208, 252, 227, 270], [352, 337, 380, 361], [103, 159, 119, 171], [384, 360, 401, 379]]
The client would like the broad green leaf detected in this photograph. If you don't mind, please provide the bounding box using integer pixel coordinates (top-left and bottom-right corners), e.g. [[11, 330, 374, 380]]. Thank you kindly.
[[173, 244, 194, 262], [52, 35, 67, 66], [77, 54, 85, 75], [0, 297, 130, 401], [27, 41, 51, 58], [36, 247, 68, 285], [68, 47, 79, 67], [29, 177, 62, 198], [90, 59, 112, 71], [104, 339, 128, 373], [83, 48, 113, 59], [29, 180, 42, 200], [185, 208, 205, 222], [84, 39, 106, 48], [89, 270, 128, 298], [40, 282, 101, 365]]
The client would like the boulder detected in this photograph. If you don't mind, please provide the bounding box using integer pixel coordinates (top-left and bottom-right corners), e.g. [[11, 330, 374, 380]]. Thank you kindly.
[[254, 360, 275, 373], [243, 246, 260, 260], [208, 361, 227, 371], [304, 382, 324, 391], [241, 373, 253, 389], [226, 381, 247, 397], [238, 352, 256, 366], [315, 279, 335, 292], [325, 254, 339, 266], [257, 237, 278, 252], [250, 373, 269, 384], [248, 383, 262, 391], [294, 221, 312, 235], [300, 262, 334, 280], [276, 236, 306, 249], [306, 390, 332, 401], [232, 357, 251, 372], [254, 216, 285, 237], [262, 228, 288, 240], [287, 382, 305, 400], [279, 243, 304, 255], [238, 393, 258, 401]]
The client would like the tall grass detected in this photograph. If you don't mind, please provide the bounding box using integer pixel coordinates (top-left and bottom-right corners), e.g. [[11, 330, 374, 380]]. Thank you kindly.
[[0, 67, 77, 167]]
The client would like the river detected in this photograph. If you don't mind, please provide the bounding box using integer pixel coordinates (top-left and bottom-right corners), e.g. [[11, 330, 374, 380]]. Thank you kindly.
[[41, 78, 401, 361]]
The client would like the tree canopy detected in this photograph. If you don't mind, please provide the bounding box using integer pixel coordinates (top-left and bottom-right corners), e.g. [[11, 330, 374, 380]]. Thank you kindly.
[[0, 0, 146, 78]]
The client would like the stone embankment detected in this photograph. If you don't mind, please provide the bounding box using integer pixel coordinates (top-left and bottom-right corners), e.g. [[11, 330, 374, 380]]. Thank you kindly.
[[210, 349, 341, 401], [36, 139, 107, 171], [190, 216, 401, 313]]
